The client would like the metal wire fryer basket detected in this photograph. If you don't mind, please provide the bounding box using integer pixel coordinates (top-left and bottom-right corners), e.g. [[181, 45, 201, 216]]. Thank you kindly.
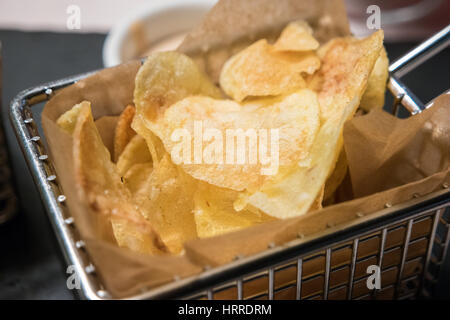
[[8, 25, 450, 300]]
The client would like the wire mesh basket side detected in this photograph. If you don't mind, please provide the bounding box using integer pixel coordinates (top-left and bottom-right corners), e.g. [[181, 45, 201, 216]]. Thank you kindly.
[[186, 205, 450, 300], [8, 26, 450, 300]]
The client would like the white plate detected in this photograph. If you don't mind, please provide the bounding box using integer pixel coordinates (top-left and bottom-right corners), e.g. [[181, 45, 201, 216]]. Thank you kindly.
[[102, 0, 216, 67]]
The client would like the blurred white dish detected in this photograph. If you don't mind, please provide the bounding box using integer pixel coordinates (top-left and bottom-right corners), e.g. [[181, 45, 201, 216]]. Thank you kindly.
[[103, 0, 216, 67]]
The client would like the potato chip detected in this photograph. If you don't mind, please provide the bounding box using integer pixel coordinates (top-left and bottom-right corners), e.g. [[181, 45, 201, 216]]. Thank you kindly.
[[309, 185, 324, 212], [360, 46, 389, 112], [243, 31, 384, 219], [132, 154, 198, 254], [116, 134, 151, 176], [313, 33, 384, 122], [114, 104, 136, 162], [194, 182, 274, 238], [108, 201, 167, 255], [122, 162, 153, 195], [70, 102, 167, 254], [274, 21, 319, 52], [220, 39, 320, 101], [95, 116, 119, 158], [323, 149, 348, 201], [309, 42, 387, 203], [131, 115, 166, 166], [56, 101, 89, 134], [133, 51, 222, 166], [134, 51, 222, 122], [155, 89, 320, 191], [307, 34, 386, 204]]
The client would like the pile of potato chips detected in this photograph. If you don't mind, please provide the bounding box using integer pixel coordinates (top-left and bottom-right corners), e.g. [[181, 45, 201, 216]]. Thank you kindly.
[[57, 21, 388, 255]]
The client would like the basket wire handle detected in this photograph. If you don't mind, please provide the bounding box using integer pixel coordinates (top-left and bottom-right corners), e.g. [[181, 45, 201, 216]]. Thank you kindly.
[[388, 24, 450, 115]]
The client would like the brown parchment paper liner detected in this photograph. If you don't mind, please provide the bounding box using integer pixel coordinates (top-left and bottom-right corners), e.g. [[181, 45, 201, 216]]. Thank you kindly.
[[40, 0, 449, 298], [345, 93, 450, 198], [178, 0, 349, 82]]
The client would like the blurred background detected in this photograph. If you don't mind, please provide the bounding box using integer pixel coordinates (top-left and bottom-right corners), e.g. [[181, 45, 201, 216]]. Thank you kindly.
[[0, 0, 449, 299], [1, 0, 449, 66]]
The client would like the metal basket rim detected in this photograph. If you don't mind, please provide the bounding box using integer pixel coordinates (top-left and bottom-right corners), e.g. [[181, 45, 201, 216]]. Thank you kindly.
[[8, 25, 450, 300]]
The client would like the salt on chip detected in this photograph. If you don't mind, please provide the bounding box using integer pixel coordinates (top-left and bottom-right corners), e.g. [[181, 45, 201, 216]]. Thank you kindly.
[[114, 104, 136, 162], [220, 39, 320, 101], [155, 89, 320, 191], [243, 31, 384, 219], [274, 21, 319, 52], [69, 102, 167, 254], [116, 134, 151, 176]]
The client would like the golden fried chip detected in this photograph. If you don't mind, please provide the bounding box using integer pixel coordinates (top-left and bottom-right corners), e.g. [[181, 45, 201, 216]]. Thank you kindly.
[[56, 101, 89, 134], [133, 51, 222, 166], [309, 185, 324, 212], [360, 46, 389, 112], [69, 102, 167, 254], [116, 134, 151, 176], [308, 35, 386, 203], [310, 44, 387, 203], [194, 182, 274, 238], [314, 33, 384, 122], [220, 39, 320, 101], [242, 31, 384, 219], [323, 149, 348, 201], [155, 89, 320, 191], [114, 105, 136, 162], [131, 115, 166, 166], [134, 51, 222, 122], [95, 116, 119, 157], [108, 201, 167, 255], [274, 21, 319, 52], [132, 154, 198, 254], [122, 162, 153, 195]]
